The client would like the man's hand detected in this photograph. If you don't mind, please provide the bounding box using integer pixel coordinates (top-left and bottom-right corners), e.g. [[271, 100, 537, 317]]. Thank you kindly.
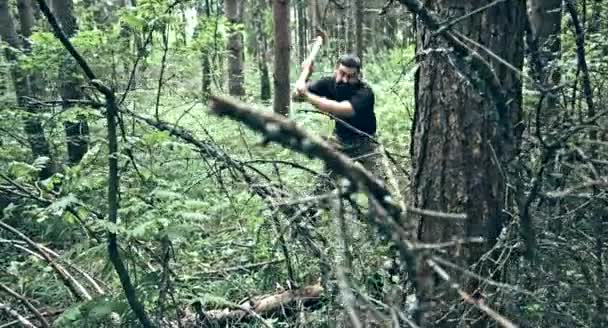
[[293, 61, 314, 102]]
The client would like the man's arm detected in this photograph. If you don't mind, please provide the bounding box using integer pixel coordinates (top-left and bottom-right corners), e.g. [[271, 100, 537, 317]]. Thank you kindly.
[[304, 91, 355, 117]]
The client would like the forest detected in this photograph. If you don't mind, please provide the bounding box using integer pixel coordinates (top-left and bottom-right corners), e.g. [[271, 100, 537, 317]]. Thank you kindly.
[[0, 0, 606, 327]]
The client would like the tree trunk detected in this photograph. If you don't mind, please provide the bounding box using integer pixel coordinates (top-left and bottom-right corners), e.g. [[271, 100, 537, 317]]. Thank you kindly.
[[527, 0, 561, 87], [0, 0, 54, 179], [272, 0, 290, 115], [52, 0, 90, 165], [225, 0, 245, 97], [196, 0, 212, 97], [411, 1, 525, 325], [308, 0, 318, 36], [384, 10, 397, 49], [297, 0, 307, 63], [253, 0, 271, 101], [354, 0, 363, 59]]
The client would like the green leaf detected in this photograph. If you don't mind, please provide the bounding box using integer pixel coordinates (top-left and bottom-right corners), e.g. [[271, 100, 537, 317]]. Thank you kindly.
[[163, 223, 193, 241], [142, 131, 171, 146], [179, 212, 208, 221], [9, 161, 39, 178], [152, 189, 184, 201], [48, 194, 79, 216]]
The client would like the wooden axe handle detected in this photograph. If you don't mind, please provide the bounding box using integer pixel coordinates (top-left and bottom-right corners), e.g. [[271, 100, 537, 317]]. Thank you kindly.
[[296, 35, 325, 86]]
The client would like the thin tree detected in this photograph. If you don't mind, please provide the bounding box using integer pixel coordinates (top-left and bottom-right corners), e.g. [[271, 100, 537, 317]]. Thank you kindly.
[[253, 0, 271, 101], [51, 0, 90, 165], [354, 0, 363, 59], [0, 0, 55, 179], [225, 0, 245, 97], [527, 0, 561, 110], [272, 0, 290, 115]]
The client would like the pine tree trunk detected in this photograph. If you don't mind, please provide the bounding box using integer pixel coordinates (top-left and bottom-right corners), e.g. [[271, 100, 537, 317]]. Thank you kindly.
[[527, 0, 561, 87], [52, 0, 90, 165], [0, 0, 54, 179], [225, 0, 245, 97], [297, 0, 307, 63], [272, 0, 290, 115], [410, 1, 525, 325], [195, 1, 212, 97], [254, 0, 271, 101], [308, 0, 317, 36], [354, 0, 363, 59]]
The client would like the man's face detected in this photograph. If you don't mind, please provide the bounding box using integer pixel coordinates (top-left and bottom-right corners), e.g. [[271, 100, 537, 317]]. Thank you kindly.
[[334, 64, 360, 85]]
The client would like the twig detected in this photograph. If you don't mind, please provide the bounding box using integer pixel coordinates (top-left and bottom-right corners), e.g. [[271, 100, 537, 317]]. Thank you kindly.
[[565, 0, 595, 117], [0, 303, 39, 328], [434, 0, 507, 36], [197, 259, 285, 276], [0, 283, 50, 328], [406, 207, 467, 220], [412, 237, 485, 250], [426, 259, 518, 328], [154, 25, 170, 121], [0, 220, 91, 301], [543, 179, 608, 198]]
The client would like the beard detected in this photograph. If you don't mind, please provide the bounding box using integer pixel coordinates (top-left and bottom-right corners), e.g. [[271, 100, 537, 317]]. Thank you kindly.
[[335, 82, 358, 100]]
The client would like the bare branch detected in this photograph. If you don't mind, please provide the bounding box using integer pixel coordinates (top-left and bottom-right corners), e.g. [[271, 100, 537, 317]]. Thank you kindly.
[[0, 220, 92, 301], [0, 283, 50, 328], [0, 302, 39, 328], [426, 259, 518, 328]]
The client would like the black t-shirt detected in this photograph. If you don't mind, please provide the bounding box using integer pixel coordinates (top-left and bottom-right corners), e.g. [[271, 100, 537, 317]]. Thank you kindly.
[[308, 77, 376, 141]]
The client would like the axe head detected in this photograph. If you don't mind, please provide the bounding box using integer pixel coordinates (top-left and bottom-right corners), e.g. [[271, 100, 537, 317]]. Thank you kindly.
[[313, 28, 328, 44]]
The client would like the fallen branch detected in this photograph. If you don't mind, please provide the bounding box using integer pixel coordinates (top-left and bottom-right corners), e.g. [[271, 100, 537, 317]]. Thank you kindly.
[[0, 303, 38, 328], [199, 259, 285, 277], [0, 220, 91, 301], [0, 283, 50, 328], [197, 284, 323, 324], [209, 96, 395, 215], [0, 238, 105, 295]]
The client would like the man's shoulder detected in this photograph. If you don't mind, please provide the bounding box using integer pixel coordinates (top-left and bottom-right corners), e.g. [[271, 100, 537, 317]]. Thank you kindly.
[[356, 81, 375, 98], [359, 81, 374, 92]]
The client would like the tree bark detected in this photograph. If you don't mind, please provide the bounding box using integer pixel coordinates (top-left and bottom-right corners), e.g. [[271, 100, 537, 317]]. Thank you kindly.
[[272, 0, 290, 115], [297, 0, 307, 63], [52, 0, 90, 165], [0, 0, 54, 179], [527, 0, 561, 87], [308, 0, 318, 36], [253, 0, 271, 101], [355, 0, 363, 59], [225, 0, 245, 97], [410, 0, 525, 325]]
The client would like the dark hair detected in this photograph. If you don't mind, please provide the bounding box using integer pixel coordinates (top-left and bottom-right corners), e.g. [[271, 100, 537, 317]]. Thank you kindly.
[[337, 54, 361, 71]]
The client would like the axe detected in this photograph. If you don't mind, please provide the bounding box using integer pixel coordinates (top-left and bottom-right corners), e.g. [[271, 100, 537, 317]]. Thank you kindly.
[[293, 30, 327, 99]]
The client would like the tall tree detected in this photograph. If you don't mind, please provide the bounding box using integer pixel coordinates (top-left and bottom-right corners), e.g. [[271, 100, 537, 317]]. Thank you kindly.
[[52, 0, 90, 165], [253, 0, 271, 101], [354, 0, 363, 59], [527, 0, 562, 96], [308, 0, 318, 36], [0, 0, 54, 179], [225, 0, 245, 97], [296, 0, 307, 63], [194, 0, 213, 96], [408, 1, 525, 325], [272, 0, 290, 115]]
